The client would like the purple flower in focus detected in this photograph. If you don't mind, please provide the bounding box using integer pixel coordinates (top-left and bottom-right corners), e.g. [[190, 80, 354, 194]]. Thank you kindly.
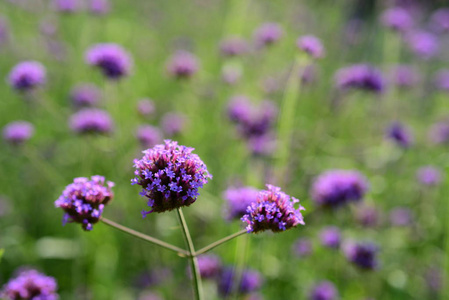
[[297, 35, 324, 59], [430, 8, 449, 34], [2, 121, 34, 145], [254, 23, 283, 47], [85, 43, 132, 79], [88, 0, 110, 15], [386, 122, 414, 148], [161, 112, 187, 136], [320, 226, 341, 249], [0, 269, 59, 300], [407, 31, 439, 60], [380, 7, 413, 32], [392, 65, 420, 88], [69, 108, 114, 134], [293, 238, 313, 257], [220, 36, 248, 57], [195, 255, 222, 279], [166, 51, 199, 79], [137, 99, 155, 117], [416, 166, 442, 186], [335, 64, 385, 93], [355, 205, 379, 227], [241, 184, 305, 233], [429, 120, 449, 145], [53, 0, 81, 13], [55, 176, 114, 231], [309, 281, 338, 300], [344, 241, 379, 270], [217, 267, 263, 297], [434, 70, 449, 91], [70, 83, 101, 107], [223, 186, 260, 220], [132, 140, 212, 215], [311, 170, 369, 208], [389, 207, 412, 226], [136, 125, 162, 148], [8, 61, 46, 92]]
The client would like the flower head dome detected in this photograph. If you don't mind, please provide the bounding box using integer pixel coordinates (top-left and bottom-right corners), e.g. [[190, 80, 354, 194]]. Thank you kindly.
[[69, 108, 114, 134], [297, 35, 325, 59], [0, 269, 58, 300], [2, 121, 34, 145], [8, 61, 46, 92], [85, 43, 132, 79]]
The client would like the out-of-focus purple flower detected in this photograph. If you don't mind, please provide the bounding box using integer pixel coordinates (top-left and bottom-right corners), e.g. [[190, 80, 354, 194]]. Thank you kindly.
[[220, 37, 248, 57], [297, 35, 324, 59], [70, 83, 101, 107], [53, 0, 81, 13], [254, 23, 283, 47], [308, 281, 338, 300], [236, 100, 278, 139], [55, 176, 114, 231], [137, 99, 155, 117], [241, 184, 305, 233], [223, 186, 259, 220], [85, 43, 132, 79], [380, 7, 413, 32], [334, 64, 385, 93], [355, 205, 379, 227], [0, 17, 9, 45], [429, 120, 449, 145], [311, 170, 369, 209], [407, 31, 439, 60], [425, 267, 442, 292], [389, 207, 412, 226], [434, 70, 449, 91], [195, 255, 222, 279], [248, 134, 276, 156], [227, 95, 252, 124], [221, 65, 242, 85], [0, 269, 58, 300], [40, 21, 57, 37], [2, 121, 34, 145], [416, 166, 442, 186], [385, 122, 414, 148], [134, 268, 172, 289], [344, 241, 379, 270], [161, 112, 187, 136], [392, 65, 420, 88], [88, 0, 110, 15], [69, 108, 114, 134], [8, 61, 46, 92], [138, 292, 162, 300], [136, 125, 162, 148], [293, 238, 313, 257], [166, 50, 199, 79], [320, 226, 341, 249], [430, 8, 449, 34], [301, 64, 318, 85], [217, 267, 263, 297], [132, 140, 212, 215]]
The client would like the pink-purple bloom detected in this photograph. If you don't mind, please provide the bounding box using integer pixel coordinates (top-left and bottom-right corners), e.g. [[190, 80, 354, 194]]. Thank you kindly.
[[196, 255, 222, 279], [392, 65, 420, 88], [161, 112, 187, 136], [132, 140, 212, 215], [380, 7, 413, 32], [223, 186, 259, 220], [85, 43, 132, 79], [55, 176, 114, 231], [137, 99, 156, 117], [2, 121, 34, 145], [389, 207, 412, 227], [416, 166, 442, 186], [70, 83, 101, 107], [344, 241, 379, 270], [335, 64, 385, 93], [69, 108, 114, 134], [385, 121, 414, 148], [429, 120, 449, 145], [217, 267, 263, 297], [320, 226, 341, 249], [293, 238, 313, 257], [88, 0, 110, 15], [297, 35, 324, 59], [166, 51, 199, 79], [220, 37, 248, 57], [355, 205, 379, 227], [430, 8, 449, 34], [309, 281, 338, 300], [53, 0, 81, 13], [8, 61, 46, 91], [136, 125, 162, 149], [254, 23, 283, 47], [407, 31, 439, 60], [0, 269, 58, 300]]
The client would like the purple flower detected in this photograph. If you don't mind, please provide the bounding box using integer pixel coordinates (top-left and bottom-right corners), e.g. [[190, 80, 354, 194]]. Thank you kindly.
[[392, 65, 420, 88], [137, 99, 155, 117], [355, 205, 379, 227], [301, 64, 318, 85], [254, 22, 283, 47], [166, 51, 199, 79], [217, 267, 263, 296], [389, 207, 412, 226], [380, 7, 413, 32], [161, 112, 187, 136], [88, 0, 110, 15], [320, 226, 341, 249], [344, 241, 379, 270], [386, 121, 414, 148], [227, 95, 253, 124], [85, 43, 132, 79], [136, 125, 162, 148], [54, 0, 81, 13], [247, 133, 277, 156], [434, 70, 449, 91], [223, 186, 260, 220], [196, 255, 222, 279], [55, 176, 114, 231], [335, 64, 385, 93], [309, 281, 338, 300], [132, 140, 212, 215], [69, 108, 114, 134], [8, 61, 46, 91], [425, 267, 442, 292], [407, 31, 439, 60], [297, 35, 324, 59], [221, 65, 242, 85], [416, 166, 442, 186], [134, 268, 172, 289], [311, 170, 369, 208], [235, 100, 278, 139], [429, 120, 449, 145], [2, 121, 34, 145], [293, 238, 313, 257], [430, 8, 449, 34], [241, 184, 305, 233], [0, 269, 58, 300], [70, 83, 101, 107], [220, 37, 248, 57]]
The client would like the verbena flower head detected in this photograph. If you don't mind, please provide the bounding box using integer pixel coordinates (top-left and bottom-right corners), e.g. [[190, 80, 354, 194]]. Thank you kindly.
[[389, 207, 412, 227], [220, 36, 248, 57], [416, 166, 442, 186], [0, 269, 58, 300], [292, 238, 313, 257], [132, 140, 212, 216], [8, 61, 46, 92], [166, 51, 199, 79], [385, 121, 414, 148], [236, 100, 278, 139], [217, 267, 263, 297], [355, 205, 379, 227], [407, 31, 439, 60], [311, 170, 369, 208], [335, 64, 385, 93], [380, 7, 413, 32], [137, 99, 155, 117], [434, 70, 449, 91], [254, 22, 283, 47], [392, 65, 420, 88], [308, 281, 338, 300], [344, 241, 379, 270], [161, 112, 187, 136], [70, 83, 101, 107], [54, 0, 81, 13], [2, 121, 34, 145], [430, 8, 449, 34], [223, 186, 259, 220], [69, 108, 114, 135], [227, 95, 253, 124], [221, 65, 242, 85], [136, 125, 162, 149], [320, 226, 341, 249], [196, 255, 222, 279], [85, 43, 132, 79], [55, 176, 114, 231], [241, 184, 305, 233], [89, 0, 110, 15], [297, 35, 324, 59], [429, 120, 449, 145], [248, 133, 276, 156]]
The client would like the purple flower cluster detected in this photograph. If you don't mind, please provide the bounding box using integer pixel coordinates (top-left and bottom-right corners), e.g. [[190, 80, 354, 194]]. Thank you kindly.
[[2, 121, 34, 145], [89, 0, 110, 15], [311, 170, 369, 208], [392, 65, 420, 88], [254, 23, 283, 47], [0, 269, 58, 300], [389, 207, 412, 227], [166, 51, 199, 79], [54, 0, 80, 13], [137, 99, 155, 117], [220, 37, 248, 57], [136, 125, 162, 149], [223, 186, 259, 220], [196, 255, 222, 279], [416, 166, 442, 186], [241, 184, 305, 233], [320, 226, 341, 249], [355, 205, 379, 227], [344, 241, 378, 270], [132, 140, 212, 215], [335, 64, 385, 93], [297, 35, 324, 59], [430, 8, 449, 33], [161, 112, 187, 136], [85, 43, 132, 79], [380, 7, 413, 32], [217, 267, 263, 297], [293, 238, 313, 257], [385, 121, 414, 148], [69, 108, 114, 134], [407, 31, 439, 60], [55, 176, 114, 231], [308, 281, 338, 300], [70, 83, 101, 107], [429, 120, 449, 145], [8, 61, 46, 92]]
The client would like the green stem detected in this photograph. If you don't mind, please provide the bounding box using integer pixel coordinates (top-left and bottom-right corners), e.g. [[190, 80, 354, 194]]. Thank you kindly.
[[176, 208, 203, 300], [100, 217, 189, 257], [195, 229, 247, 256]]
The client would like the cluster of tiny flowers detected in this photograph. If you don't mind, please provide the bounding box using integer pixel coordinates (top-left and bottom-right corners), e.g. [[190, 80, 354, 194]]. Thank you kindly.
[[55, 176, 114, 231], [217, 267, 263, 297], [2, 121, 34, 145], [241, 184, 305, 233], [319, 226, 341, 249], [0, 269, 58, 300], [335, 64, 385, 93], [308, 281, 338, 300], [296, 35, 324, 59], [70, 83, 101, 107], [8, 61, 46, 91], [223, 186, 259, 220], [69, 108, 114, 134], [253, 22, 283, 47], [132, 140, 212, 215], [166, 51, 199, 79], [136, 125, 162, 149], [311, 170, 369, 208], [406, 31, 439, 60], [344, 241, 378, 270], [85, 43, 132, 79], [416, 166, 442, 186], [380, 7, 413, 32]]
